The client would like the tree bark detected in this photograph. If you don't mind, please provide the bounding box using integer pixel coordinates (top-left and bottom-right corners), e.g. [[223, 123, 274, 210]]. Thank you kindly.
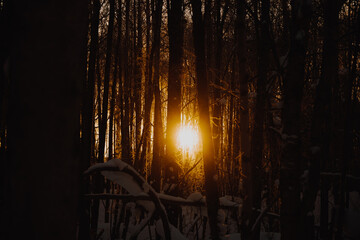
[[248, 0, 271, 238], [79, 0, 100, 238], [121, 0, 132, 163], [310, 1, 341, 239], [151, 0, 164, 191], [138, 0, 154, 174], [280, 1, 312, 240], [190, 0, 220, 238], [235, 0, 251, 237], [6, 0, 87, 239], [166, 0, 184, 160], [92, 0, 116, 232], [134, 0, 143, 167], [99, 0, 115, 165], [213, 0, 229, 162]]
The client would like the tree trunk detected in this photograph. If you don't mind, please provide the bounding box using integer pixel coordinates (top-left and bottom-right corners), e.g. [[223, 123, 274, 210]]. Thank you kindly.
[[212, 0, 223, 161], [138, 0, 154, 174], [121, 0, 132, 163], [280, 1, 312, 239], [310, 1, 341, 239], [190, 0, 220, 238], [99, 0, 115, 165], [151, 0, 164, 191], [92, 0, 116, 232], [235, 0, 251, 237], [248, 0, 271, 238], [336, 10, 359, 239], [6, 0, 87, 239], [79, 0, 100, 238], [134, 0, 143, 167], [166, 0, 184, 160]]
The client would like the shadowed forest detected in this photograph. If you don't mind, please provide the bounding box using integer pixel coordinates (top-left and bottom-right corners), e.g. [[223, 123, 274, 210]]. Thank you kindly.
[[1, 0, 360, 239]]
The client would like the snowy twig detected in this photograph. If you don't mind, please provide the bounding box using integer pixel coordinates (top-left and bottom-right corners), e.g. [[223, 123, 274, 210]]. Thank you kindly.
[[85, 193, 239, 208], [84, 159, 171, 240]]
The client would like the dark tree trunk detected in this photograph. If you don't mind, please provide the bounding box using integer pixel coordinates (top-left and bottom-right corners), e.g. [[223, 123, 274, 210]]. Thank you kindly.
[[248, 0, 271, 239], [105, 15, 121, 223], [227, 59, 234, 195], [212, 0, 223, 161], [121, 0, 132, 163], [0, 1, 10, 213], [213, 0, 229, 162], [151, 0, 164, 191], [190, 0, 220, 238], [280, 1, 312, 240], [164, 2, 184, 227], [204, 0, 214, 110], [91, 41, 102, 236], [336, 10, 359, 239], [134, 0, 143, 167], [98, 0, 115, 165], [6, 0, 87, 239], [92, 0, 116, 231], [166, 0, 184, 160], [138, 0, 154, 174], [281, 0, 290, 53], [79, 0, 100, 238], [235, 0, 251, 237], [310, 1, 341, 239]]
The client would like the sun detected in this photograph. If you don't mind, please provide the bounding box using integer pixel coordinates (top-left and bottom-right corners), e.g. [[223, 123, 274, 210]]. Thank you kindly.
[[176, 124, 200, 154]]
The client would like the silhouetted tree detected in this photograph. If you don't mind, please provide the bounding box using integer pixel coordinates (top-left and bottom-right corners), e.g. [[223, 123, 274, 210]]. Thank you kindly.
[[190, 0, 220, 238], [6, 0, 87, 239]]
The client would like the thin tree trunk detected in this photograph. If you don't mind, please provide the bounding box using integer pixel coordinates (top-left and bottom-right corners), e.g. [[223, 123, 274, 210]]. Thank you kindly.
[[235, 0, 251, 237], [138, 0, 154, 174], [205, 0, 213, 115], [79, 1, 99, 238], [105, 20, 120, 223], [87, 0, 102, 236], [227, 59, 235, 196], [121, 0, 132, 163], [93, 0, 116, 229], [213, 0, 229, 163], [99, 0, 115, 165], [151, 0, 164, 191], [91, 45, 102, 236], [134, 0, 143, 167]]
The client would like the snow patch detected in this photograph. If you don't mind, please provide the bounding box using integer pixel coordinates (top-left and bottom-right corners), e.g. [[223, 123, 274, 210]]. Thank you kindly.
[[219, 196, 238, 207], [187, 192, 204, 202]]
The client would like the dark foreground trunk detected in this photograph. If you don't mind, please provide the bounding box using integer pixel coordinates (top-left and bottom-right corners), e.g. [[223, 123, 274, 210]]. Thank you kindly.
[[5, 0, 88, 239]]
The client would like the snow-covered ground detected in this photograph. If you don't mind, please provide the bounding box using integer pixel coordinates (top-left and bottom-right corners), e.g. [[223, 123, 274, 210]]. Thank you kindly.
[[89, 159, 360, 240]]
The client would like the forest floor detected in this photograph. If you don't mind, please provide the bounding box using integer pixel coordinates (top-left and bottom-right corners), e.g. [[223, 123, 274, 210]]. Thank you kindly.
[[95, 190, 360, 240]]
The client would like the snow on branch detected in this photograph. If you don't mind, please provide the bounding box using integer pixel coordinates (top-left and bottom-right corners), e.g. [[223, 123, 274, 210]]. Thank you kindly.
[[84, 158, 171, 240]]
